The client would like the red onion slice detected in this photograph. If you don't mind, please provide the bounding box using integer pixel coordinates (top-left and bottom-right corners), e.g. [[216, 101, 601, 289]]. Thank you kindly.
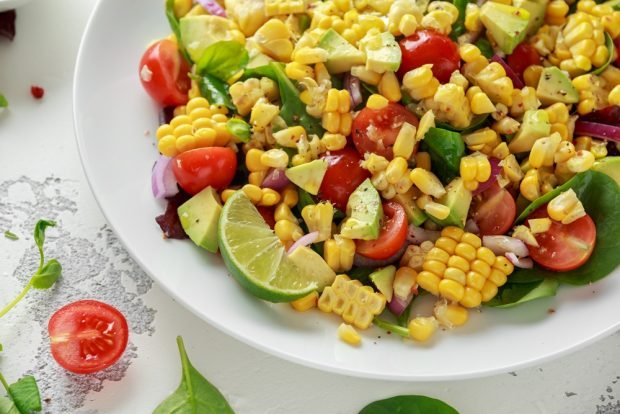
[[464, 219, 480, 234], [152, 155, 179, 199], [344, 73, 362, 108], [388, 294, 413, 317], [262, 168, 291, 191], [287, 231, 319, 254], [195, 0, 227, 16], [482, 235, 530, 258], [574, 121, 620, 142], [491, 55, 524, 89], [472, 157, 502, 196], [505, 252, 534, 269], [406, 225, 441, 244]]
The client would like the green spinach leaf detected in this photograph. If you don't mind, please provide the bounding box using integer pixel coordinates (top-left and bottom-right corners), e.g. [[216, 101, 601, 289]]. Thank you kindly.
[[196, 41, 249, 82], [153, 336, 234, 414], [226, 119, 251, 143], [359, 395, 459, 414], [0, 396, 19, 414], [33, 220, 55, 266], [31, 259, 62, 290], [514, 170, 620, 285], [436, 114, 489, 133], [486, 278, 559, 308], [421, 128, 465, 183], [198, 75, 235, 111], [590, 33, 615, 76], [0, 373, 41, 414], [450, 0, 468, 38], [164, 0, 191, 63], [269, 62, 324, 136], [4, 231, 18, 241], [243, 65, 277, 81], [475, 38, 494, 59], [0, 94, 7, 109]]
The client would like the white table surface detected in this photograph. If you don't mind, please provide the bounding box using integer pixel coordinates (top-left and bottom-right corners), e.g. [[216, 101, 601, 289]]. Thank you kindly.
[[0, 1, 619, 413]]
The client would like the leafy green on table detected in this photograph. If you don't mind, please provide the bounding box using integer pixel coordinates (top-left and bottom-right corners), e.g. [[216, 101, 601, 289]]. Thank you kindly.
[[164, 0, 191, 63], [0, 220, 61, 319], [359, 395, 459, 414], [0, 373, 42, 414], [421, 128, 465, 184], [0, 94, 7, 109], [4, 231, 18, 240], [153, 336, 234, 414]]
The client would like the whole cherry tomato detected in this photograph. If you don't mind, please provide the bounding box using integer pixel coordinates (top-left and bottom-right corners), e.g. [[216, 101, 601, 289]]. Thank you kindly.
[[139, 39, 191, 106], [172, 147, 237, 194], [398, 29, 461, 83]]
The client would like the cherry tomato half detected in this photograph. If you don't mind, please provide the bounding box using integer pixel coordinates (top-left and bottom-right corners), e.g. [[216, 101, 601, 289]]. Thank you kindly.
[[356, 201, 408, 260], [526, 205, 596, 271], [257, 206, 276, 228], [172, 147, 237, 195], [471, 183, 517, 236], [48, 300, 129, 374], [398, 29, 460, 83], [318, 147, 370, 211], [507, 43, 541, 79], [139, 39, 191, 107], [352, 102, 419, 160]]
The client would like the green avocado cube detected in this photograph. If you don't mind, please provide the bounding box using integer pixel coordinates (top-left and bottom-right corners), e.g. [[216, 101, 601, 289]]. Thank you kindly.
[[480, 2, 531, 54], [429, 178, 472, 228], [178, 186, 222, 253], [318, 29, 366, 74], [508, 109, 551, 153], [340, 179, 383, 240], [536, 66, 579, 106], [285, 159, 328, 195]]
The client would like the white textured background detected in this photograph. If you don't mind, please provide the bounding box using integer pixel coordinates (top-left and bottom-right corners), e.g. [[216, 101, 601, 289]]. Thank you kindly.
[[0, 1, 619, 412]]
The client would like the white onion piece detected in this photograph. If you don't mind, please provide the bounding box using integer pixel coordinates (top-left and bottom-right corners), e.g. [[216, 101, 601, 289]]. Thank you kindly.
[[464, 219, 480, 234], [287, 231, 319, 255], [505, 252, 534, 269], [407, 225, 441, 244], [388, 294, 412, 317], [151, 155, 179, 199], [195, 0, 226, 16], [482, 235, 530, 258], [262, 168, 290, 191]]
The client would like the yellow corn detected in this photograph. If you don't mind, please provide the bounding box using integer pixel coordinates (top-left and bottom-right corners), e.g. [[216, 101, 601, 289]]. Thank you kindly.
[[282, 185, 299, 207], [393, 122, 417, 159], [221, 189, 237, 203], [246, 149, 268, 172], [529, 133, 563, 168], [260, 149, 289, 169], [410, 168, 446, 198], [512, 225, 540, 247], [434, 300, 468, 328], [274, 219, 304, 242], [408, 316, 439, 342], [416, 110, 436, 141], [520, 169, 541, 201], [608, 85, 620, 106], [338, 323, 362, 346], [351, 66, 382, 85], [523, 65, 544, 88], [367, 94, 389, 110], [399, 14, 419, 36], [465, 3, 482, 32], [242, 184, 264, 204], [255, 20, 294, 62], [415, 152, 431, 171], [324, 235, 356, 273], [259, 188, 281, 207], [403, 65, 440, 100], [424, 202, 451, 220], [274, 126, 307, 148], [591, 140, 608, 159], [290, 291, 319, 312], [528, 218, 552, 234], [302, 202, 334, 242], [547, 189, 586, 224], [378, 72, 402, 102], [566, 150, 595, 173]]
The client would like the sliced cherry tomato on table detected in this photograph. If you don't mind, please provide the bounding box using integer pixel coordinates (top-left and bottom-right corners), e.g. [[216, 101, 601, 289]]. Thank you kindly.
[[172, 147, 237, 195], [526, 205, 596, 271], [507, 43, 541, 79], [318, 147, 370, 211], [48, 300, 129, 374], [356, 201, 408, 260], [397, 29, 460, 84], [352, 102, 419, 160], [471, 183, 517, 236], [139, 39, 191, 107]]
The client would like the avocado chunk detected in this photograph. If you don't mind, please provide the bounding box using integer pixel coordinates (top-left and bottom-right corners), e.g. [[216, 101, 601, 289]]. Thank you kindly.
[[429, 178, 472, 228], [285, 159, 329, 195], [180, 15, 244, 62], [287, 246, 336, 290], [340, 179, 383, 240], [592, 157, 620, 186], [361, 32, 401, 74], [604, 0, 620, 10], [536, 66, 579, 105], [480, 2, 531, 55], [370, 265, 396, 302], [508, 109, 551, 153], [393, 191, 427, 226], [178, 187, 222, 253], [512, 0, 548, 36], [317, 29, 366, 74]]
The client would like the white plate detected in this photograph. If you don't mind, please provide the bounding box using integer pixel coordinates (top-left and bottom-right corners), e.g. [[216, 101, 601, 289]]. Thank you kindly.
[[73, 0, 620, 380]]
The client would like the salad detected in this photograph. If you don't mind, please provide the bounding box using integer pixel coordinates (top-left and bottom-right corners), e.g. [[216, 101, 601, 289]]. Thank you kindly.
[[140, 0, 620, 346]]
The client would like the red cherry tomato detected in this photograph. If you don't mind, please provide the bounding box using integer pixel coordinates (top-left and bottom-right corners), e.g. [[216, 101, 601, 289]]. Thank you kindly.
[[507, 43, 541, 78], [318, 147, 370, 211], [471, 183, 517, 235], [48, 300, 129, 374], [139, 39, 191, 107], [526, 205, 596, 271], [398, 29, 460, 83], [172, 147, 237, 195], [352, 102, 419, 160], [257, 206, 276, 228], [356, 201, 408, 260]]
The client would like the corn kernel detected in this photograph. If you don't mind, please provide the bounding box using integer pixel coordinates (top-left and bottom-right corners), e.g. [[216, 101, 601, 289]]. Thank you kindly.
[[367, 94, 389, 110], [408, 316, 438, 342], [410, 168, 446, 198], [434, 301, 468, 327], [417, 271, 441, 295], [338, 323, 362, 346], [480, 281, 498, 302], [291, 291, 319, 312], [443, 267, 466, 285], [439, 279, 465, 302]]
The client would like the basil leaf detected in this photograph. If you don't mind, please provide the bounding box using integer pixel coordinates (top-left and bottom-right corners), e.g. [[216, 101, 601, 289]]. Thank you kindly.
[[33, 220, 55, 267], [359, 395, 459, 414], [0, 94, 7, 109], [3, 231, 18, 241], [269, 62, 324, 136], [486, 278, 559, 308], [31, 259, 61, 290], [475, 38, 494, 59], [0, 396, 19, 414], [243, 64, 277, 81], [421, 128, 465, 184], [450, 0, 468, 39], [153, 337, 234, 414], [196, 41, 249, 82], [164, 0, 191, 63], [348, 267, 374, 284], [7, 376, 41, 414], [514, 170, 620, 285], [198, 75, 235, 111], [435, 114, 489, 133], [226, 119, 251, 143]]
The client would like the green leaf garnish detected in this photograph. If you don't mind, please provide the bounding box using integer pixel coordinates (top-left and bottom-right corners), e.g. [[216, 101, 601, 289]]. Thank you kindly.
[[590, 33, 615, 76], [4, 231, 18, 241], [486, 278, 559, 308], [196, 41, 249, 82], [0, 94, 8, 109], [164, 0, 191, 63], [359, 395, 459, 413], [0, 373, 42, 414], [198, 75, 235, 111], [226, 118, 251, 143]]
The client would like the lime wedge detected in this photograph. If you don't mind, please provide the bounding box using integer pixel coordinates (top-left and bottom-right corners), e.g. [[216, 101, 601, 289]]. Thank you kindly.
[[218, 191, 323, 302]]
